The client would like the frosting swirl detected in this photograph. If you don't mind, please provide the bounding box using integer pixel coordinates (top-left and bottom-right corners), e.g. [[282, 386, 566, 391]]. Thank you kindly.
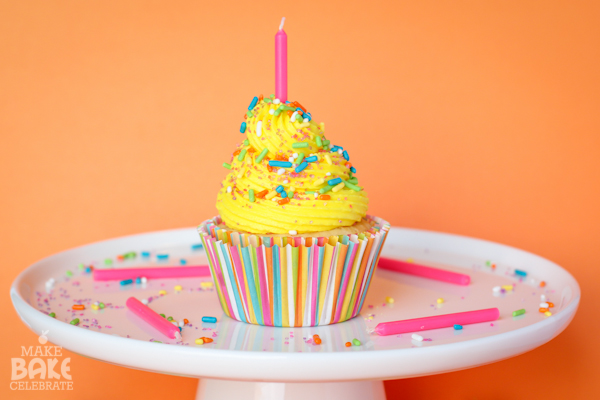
[[216, 96, 368, 234]]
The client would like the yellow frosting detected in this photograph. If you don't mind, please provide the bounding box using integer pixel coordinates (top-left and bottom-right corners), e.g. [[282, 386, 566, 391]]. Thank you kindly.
[[216, 96, 368, 234]]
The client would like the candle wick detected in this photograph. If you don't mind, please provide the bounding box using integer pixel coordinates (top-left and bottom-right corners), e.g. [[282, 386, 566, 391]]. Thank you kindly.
[[279, 17, 285, 30]]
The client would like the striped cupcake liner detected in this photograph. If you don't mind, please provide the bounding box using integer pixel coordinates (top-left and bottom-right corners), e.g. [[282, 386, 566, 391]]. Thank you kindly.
[[197, 215, 390, 327]]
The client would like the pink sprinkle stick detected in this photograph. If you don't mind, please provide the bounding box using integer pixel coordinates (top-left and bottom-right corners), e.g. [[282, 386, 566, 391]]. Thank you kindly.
[[126, 297, 181, 340], [93, 266, 210, 281], [374, 308, 500, 336], [378, 257, 471, 286]]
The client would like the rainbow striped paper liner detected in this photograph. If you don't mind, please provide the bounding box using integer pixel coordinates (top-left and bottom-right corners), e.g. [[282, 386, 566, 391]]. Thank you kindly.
[[197, 215, 390, 327]]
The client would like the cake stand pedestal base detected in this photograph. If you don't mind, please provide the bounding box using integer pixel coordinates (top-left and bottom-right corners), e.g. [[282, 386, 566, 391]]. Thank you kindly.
[[197, 379, 386, 400]]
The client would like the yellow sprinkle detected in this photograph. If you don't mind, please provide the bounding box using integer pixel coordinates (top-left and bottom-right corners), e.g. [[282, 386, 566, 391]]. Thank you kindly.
[[91, 304, 99, 310], [237, 168, 244, 179], [324, 154, 333, 165], [159, 290, 167, 295], [298, 122, 310, 128], [544, 311, 552, 317], [407, 258, 414, 263], [319, 122, 325, 131], [265, 191, 277, 200], [174, 285, 182, 292], [314, 178, 325, 186], [501, 285, 513, 291], [332, 182, 345, 192], [437, 298, 444, 304], [385, 297, 394, 304], [200, 281, 214, 289], [195, 338, 204, 345]]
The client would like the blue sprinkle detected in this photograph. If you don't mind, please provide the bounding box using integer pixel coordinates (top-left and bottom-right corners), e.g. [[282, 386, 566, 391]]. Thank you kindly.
[[343, 150, 349, 161], [240, 122, 247, 133], [141, 251, 151, 257], [305, 156, 318, 162], [156, 254, 169, 260], [180, 259, 187, 265], [135, 277, 141, 284], [179, 326, 182, 332], [454, 324, 463, 330], [268, 160, 292, 168], [248, 96, 258, 110], [191, 244, 203, 250], [85, 267, 91, 273], [281, 191, 287, 198], [350, 166, 356, 173], [295, 161, 308, 173], [202, 316, 217, 323], [304, 112, 312, 121], [276, 185, 284, 193], [331, 145, 343, 152], [328, 177, 342, 186], [515, 269, 527, 277], [120, 279, 133, 286], [296, 107, 303, 113]]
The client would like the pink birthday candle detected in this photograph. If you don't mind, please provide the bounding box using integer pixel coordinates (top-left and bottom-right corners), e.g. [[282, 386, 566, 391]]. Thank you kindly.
[[93, 266, 210, 281], [275, 17, 287, 102], [373, 308, 500, 336], [378, 257, 471, 286], [126, 297, 182, 340]]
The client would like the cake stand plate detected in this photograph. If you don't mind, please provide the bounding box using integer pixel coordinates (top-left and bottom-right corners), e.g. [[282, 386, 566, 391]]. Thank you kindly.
[[11, 227, 579, 400]]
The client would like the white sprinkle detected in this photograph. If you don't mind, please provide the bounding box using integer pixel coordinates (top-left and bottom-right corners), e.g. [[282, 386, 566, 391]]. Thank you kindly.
[[328, 143, 334, 149], [273, 98, 281, 104], [283, 180, 289, 184], [540, 294, 546, 302], [289, 157, 294, 163], [140, 299, 148, 305], [289, 230, 297, 235], [178, 320, 184, 327], [293, 152, 299, 158], [326, 172, 331, 176], [338, 149, 343, 154], [269, 109, 275, 115], [303, 118, 308, 123], [540, 302, 549, 308], [314, 192, 318, 198], [291, 111, 298, 121], [277, 168, 286, 175], [412, 334, 424, 342], [256, 120, 263, 137], [271, 197, 278, 201], [226, 186, 232, 193], [141, 277, 147, 283], [492, 286, 501, 293], [171, 321, 178, 326], [292, 164, 297, 168]]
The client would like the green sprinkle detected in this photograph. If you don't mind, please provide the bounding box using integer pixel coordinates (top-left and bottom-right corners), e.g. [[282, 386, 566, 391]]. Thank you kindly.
[[295, 114, 303, 122], [270, 94, 275, 98], [124, 251, 136, 259], [49, 312, 56, 318], [223, 162, 232, 170], [485, 260, 491, 266], [323, 140, 330, 146], [153, 341, 162, 343], [256, 148, 268, 163], [243, 139, 249, 146], [274, 109, 282, 116], [296, 153, 305, 164], [249, 189, 255, 203], [348, 177, 358, 184], [287, 191, 294, 198], [160, 313, 166, 318], [282, 105, 296, 111], [167, 316, 173, 321], [316, 136, 323, 147], [292, 142, 309, 148], [319, 185, 333, 194], [305, 191, 315, 194], [77, 263, 85, 270], [512, 309, 526, 317], [65, 270, 73, 277], [99, 302, 105, 309], [343, 180, 362, 192], [352, 338, 361, 346], [237, 149, 247, 161], [70, 318, 79, 325], [246, 111, 253, 118], [104, 259, 113, 266], [264, 98, 272, 103]]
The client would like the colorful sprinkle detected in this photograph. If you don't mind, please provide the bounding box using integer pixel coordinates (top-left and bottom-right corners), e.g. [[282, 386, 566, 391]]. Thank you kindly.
[[328, 177, 342, 186], [319, 185, 333, 194], [512, 309, 526, 317], [515, 269, 527, 277], [352, 338, 362, 346], [72, 304, 85, 310], [269, 160, 292, 168], [454, 324, 463, 330], [411, 334, 423, 342], [70, 318, 80, 326], [120, 279, 133, 286], [237, 149, 247, 161], [223, 162, 232, 170], [292, 142, 308, 148], [343, 150, 349, 161], [240, 122, 246, 133], [249, 189, 255, 202], [202, 316, 217, 323], [295, 162, 308, 173], [248, 96, 258, 110]]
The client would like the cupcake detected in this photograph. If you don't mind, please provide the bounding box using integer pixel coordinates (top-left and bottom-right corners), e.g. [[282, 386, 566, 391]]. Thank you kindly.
[[198, 95, 389, 327]]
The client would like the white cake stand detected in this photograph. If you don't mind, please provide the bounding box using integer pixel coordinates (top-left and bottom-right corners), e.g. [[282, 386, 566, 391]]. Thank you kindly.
[[11, 227, 579, 400]]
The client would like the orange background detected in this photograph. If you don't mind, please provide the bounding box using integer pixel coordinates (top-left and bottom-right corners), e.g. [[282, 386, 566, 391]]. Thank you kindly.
[[2, 1, 599, 398]]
